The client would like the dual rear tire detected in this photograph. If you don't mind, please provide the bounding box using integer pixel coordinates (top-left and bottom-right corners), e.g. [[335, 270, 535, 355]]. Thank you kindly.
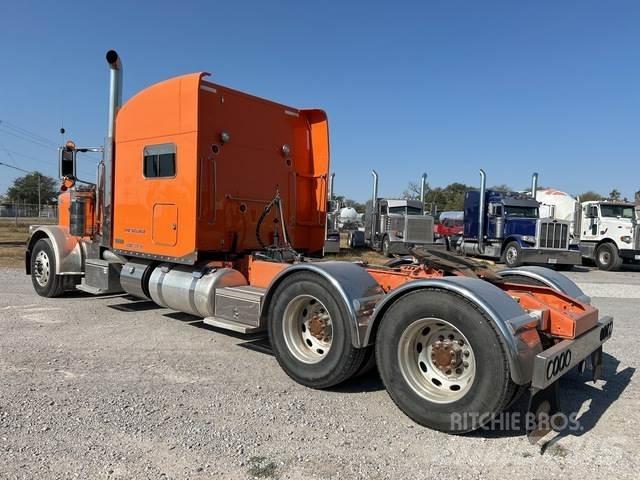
[[268, 275, 517, 433]]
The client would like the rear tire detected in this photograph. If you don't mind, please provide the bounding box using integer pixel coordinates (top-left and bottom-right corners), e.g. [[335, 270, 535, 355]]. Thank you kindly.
[[267, 272, 367, 389], [502, 241, 523, 267], [595, 243, 622, 271], [375, 289, 517, 433], [30, 238, 66, 298]]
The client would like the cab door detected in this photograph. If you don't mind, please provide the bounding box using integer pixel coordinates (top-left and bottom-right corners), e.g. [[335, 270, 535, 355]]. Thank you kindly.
[[152, 203, 178, 246]]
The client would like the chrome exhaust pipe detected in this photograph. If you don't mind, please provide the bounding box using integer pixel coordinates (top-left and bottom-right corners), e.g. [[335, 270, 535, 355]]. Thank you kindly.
[[531, 172, 538, 200], [420, 173, 427, 212], [101, 49, 123, 248], [329, 173, 335, 204], [106, 50, 122, 138], [478, 169, 486, 253], [370, 170, 379, 242]]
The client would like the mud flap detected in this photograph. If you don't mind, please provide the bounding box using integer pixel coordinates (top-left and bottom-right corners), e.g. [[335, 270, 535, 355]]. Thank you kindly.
[[526, 382, 561, 444], [591, 346, 603, 383]]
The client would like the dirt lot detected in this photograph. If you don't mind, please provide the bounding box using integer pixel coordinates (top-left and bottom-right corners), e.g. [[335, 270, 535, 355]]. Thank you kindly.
[[1, 264, 639, 479]]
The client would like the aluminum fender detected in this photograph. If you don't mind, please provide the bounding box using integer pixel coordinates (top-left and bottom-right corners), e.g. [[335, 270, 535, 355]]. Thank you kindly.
[[26, 225, 85, 275], [365, 277, 542, 385], [498, 266, 590, 304], [262, 262, 385, 348]]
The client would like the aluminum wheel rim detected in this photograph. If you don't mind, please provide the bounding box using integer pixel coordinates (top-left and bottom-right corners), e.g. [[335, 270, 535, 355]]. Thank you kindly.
[[34, 250, 51, 287], [506, 246, 518, 265], [598, 250, 610, 265], [398, 317, 476, 404], [282, 295, 333, 364]]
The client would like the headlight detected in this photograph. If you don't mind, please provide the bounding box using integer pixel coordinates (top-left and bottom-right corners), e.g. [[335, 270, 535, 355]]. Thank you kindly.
[[522, 235, 536, 244], [621, 235, 632, 243]]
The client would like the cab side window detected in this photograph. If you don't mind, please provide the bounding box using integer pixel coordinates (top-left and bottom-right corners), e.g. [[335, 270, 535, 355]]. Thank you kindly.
[[144, 143, 176, 178]]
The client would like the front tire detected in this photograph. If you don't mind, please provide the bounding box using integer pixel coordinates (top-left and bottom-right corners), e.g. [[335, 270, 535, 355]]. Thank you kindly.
[[382, 235, 391, 258], [502, 241, 523, 267], [375, 289, 517, 433], [267, 272, 367, 389], [595, 243, 622, 271], [30, 238, 65, 298]]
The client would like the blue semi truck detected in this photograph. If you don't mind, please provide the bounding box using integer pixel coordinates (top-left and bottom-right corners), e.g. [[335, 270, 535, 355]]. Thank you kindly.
[[457, 170, 581, 269]]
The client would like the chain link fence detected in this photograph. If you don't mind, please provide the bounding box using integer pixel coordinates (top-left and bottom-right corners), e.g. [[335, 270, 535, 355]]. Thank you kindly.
[[0, 203, 58, 219]]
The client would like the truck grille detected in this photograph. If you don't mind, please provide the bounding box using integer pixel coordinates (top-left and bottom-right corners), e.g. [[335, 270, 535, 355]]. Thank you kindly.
[[634, 225, 640, 250], [538, 220, 570, 249], [405, 216, 434, 244]]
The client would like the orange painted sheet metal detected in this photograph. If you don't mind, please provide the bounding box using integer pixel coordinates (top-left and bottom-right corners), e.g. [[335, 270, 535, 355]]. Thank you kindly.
[[500, 283, 599, 339], [111, 72, 329, 263], [196, 78, 329, 255], [113, 73, 201, 261], [248, 258, 289, 289]]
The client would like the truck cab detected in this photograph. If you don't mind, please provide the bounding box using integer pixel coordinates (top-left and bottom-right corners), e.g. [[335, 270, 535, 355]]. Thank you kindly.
[[362, 172, 434, 257], [458, 171, 581, 268], [577, 201, 640, 270]]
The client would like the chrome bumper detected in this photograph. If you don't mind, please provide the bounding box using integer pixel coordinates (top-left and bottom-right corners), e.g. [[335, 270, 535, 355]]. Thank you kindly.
[[531, 316, 613, 391]]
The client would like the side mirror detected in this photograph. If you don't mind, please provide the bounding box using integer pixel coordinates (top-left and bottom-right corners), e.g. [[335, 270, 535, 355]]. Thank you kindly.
[[58, 146, 76, 178], [587, 206, 598, 218]]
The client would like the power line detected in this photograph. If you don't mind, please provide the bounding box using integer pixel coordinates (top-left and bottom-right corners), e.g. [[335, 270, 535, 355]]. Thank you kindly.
[[0, 127, 58, 151], [0, 120, 58, 147]]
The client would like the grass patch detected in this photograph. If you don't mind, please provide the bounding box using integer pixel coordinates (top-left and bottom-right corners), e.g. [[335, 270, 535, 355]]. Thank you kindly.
[[0, 218, 56, 267], [246, 456, 278, 479]]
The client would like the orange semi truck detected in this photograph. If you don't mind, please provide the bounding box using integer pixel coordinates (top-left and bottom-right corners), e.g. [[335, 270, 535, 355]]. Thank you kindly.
[[26, 51, 613, 441]]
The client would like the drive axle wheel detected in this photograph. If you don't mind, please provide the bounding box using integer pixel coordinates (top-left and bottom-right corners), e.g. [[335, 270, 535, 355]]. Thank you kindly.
[[282, 295, 333, 363], [30, 238, 65, 298], [268, 272, 367, 389], [375, 289, 518, 433], [398, 318, 476, 403]]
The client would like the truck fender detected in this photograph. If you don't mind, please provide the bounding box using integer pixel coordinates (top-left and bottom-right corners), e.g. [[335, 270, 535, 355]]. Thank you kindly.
[[363, 277, 543, 385], [25, 225, 86, 275], [502, 235, 525, 250], [260, 261, 384, 348], [498, 265, 590, 304]]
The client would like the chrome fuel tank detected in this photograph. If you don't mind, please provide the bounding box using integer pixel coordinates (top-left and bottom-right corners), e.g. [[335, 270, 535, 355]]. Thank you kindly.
[[148, 264, 247, 317]]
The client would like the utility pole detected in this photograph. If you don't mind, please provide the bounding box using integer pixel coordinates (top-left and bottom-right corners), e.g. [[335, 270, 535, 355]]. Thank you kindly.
[[0, 162, 42, 217]]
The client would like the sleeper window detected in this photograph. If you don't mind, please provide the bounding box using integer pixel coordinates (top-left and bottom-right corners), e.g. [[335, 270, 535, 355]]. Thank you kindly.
[[144, 143, 176, 178]]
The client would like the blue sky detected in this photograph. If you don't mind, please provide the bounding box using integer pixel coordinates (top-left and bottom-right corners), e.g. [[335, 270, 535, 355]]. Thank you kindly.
[[1, 0, 639, 201]]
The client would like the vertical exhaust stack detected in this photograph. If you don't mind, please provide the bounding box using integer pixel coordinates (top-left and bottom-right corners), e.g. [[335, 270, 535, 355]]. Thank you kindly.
[[370, 170, 379, 240], [478, 169, 486, 253], [531, 172, 538, 201], [102, 50, 123, 248], [328, 173, 335, 206], [420, 173, 427, 213]]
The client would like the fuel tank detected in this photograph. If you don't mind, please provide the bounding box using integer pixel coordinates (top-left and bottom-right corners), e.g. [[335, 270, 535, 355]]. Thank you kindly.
[[148, 264, 247, 317]]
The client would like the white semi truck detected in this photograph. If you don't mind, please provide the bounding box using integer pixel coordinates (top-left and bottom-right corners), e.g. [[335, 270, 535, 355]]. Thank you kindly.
[[538, 189, 640, 270]]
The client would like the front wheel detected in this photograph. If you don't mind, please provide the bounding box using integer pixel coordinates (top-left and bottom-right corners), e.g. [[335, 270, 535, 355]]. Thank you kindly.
[[267, 272, 367, 389], [502, 241, 523, 267], [382, 235, 391, 257], [30, 238, 66, 298], [375, 289, 518, 433], [595, 243, 622, 271]]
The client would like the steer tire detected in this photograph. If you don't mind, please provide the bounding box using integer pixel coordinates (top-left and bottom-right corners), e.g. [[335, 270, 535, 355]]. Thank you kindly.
[[382, 235, 391, 258], [502, 241, 523, 268], [375, 289, 518, 433], [30, 238, 66, 298], [267, 272, 367, 389], [594, 243, 622, 271]]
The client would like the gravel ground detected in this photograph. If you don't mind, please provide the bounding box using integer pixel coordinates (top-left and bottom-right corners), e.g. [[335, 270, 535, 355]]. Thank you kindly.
[[1, 266, 639, 479]]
